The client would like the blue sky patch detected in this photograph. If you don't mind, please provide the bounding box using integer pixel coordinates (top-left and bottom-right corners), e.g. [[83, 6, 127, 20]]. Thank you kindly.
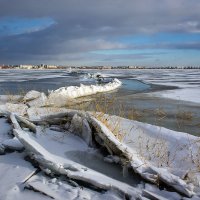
[[0, 17, 55, 37]]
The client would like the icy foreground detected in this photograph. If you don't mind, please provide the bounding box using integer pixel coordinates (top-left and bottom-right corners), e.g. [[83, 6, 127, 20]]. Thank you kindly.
[[0, 79, 200, 199], [1, 104, 200, 199]]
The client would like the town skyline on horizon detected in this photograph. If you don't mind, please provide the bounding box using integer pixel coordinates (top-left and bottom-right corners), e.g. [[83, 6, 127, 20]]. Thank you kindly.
[[0, 0, 200, 66], [1, 63, 200, 70]]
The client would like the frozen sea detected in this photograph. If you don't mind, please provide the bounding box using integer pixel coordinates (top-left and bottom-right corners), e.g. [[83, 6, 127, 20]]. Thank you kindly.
[[0, 69, 200, 200], [0, 69, 199, 136], [0, 69, 152, 95]]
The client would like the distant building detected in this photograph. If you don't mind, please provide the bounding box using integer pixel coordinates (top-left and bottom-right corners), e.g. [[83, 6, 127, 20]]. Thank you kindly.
[[128, 66, 137, 69], [19, 65, 33, 69], [0, 65, 10, 69], [45, 65, 58, 69], [102, 66, 112, 69]]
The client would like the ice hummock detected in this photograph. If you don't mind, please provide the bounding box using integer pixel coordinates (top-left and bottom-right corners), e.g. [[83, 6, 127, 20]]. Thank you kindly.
[[47, 78, 122, 106]]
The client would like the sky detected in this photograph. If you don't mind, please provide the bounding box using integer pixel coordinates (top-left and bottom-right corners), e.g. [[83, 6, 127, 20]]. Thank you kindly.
[[0, 0, 200, 67]]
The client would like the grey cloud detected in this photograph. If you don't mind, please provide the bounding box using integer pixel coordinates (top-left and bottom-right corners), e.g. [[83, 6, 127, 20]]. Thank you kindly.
[[0, 0, 200, 64], [1, 0, 200, 34], [130, 42, 200, 50]]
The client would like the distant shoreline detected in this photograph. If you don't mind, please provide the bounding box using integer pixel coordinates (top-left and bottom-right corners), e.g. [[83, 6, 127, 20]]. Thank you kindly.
[[0, 67, 200, 70]]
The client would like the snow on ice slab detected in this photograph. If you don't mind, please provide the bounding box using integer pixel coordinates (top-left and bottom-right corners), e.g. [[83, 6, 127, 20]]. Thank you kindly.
[[25, 172, 127, 200], [87, 114, 194, 197], [0, 103, 28, 116], [102, 114, 200, 175], [27, 107, 70, 121], [22, 90, 48, 107], [13, 128, 141, 198], [26, 93, 48, 108], [23, 90, 43, 101], [0, 152, 36, 200], [12, 110, 194, 197]]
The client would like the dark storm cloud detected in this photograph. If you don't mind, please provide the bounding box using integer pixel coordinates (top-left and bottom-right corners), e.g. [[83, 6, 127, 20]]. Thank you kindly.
[[0, 0, 200, 64]]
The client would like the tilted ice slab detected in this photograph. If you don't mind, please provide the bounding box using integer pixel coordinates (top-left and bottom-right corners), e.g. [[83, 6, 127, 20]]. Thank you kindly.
[[25, 172, 130, 200], [10, 109, 198, 197], [23, 90, 48, 107], [47, 78, 122, 106], [98, 113, 200, 181], [87, 114, 195, 197], [12, 121, 141, 198]]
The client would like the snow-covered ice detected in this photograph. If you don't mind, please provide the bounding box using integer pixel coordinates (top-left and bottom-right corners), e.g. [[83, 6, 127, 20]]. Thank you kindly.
[[133, 69, 200, 104], [148, 87, 200, 104]]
